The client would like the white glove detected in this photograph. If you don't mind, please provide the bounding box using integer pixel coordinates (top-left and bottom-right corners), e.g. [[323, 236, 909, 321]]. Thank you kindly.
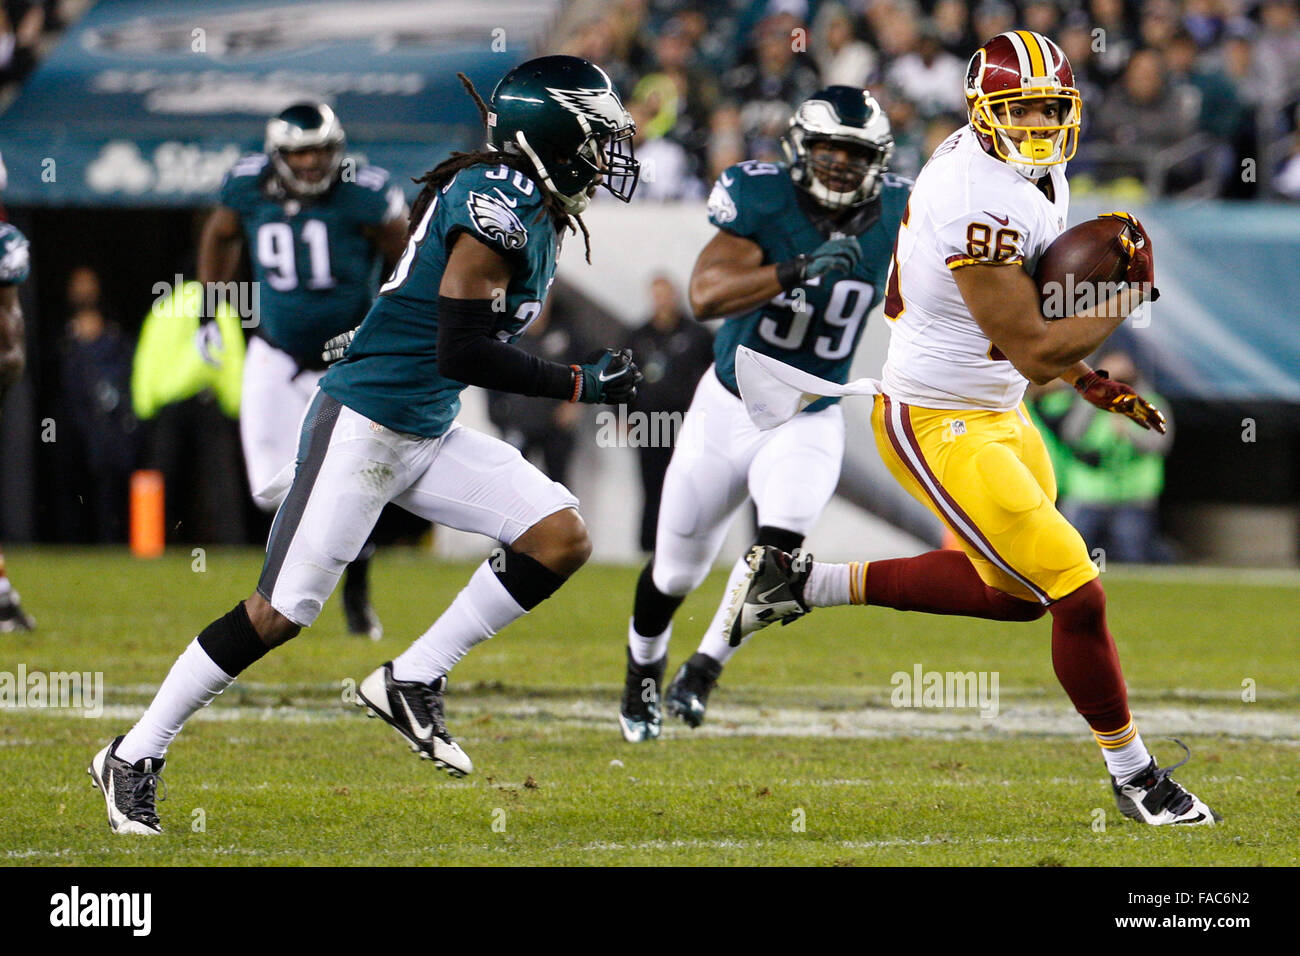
[[321, 328, 357, 364], [195, 320, 225, 369]]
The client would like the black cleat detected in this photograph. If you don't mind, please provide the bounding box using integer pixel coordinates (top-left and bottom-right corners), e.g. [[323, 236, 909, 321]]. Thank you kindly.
[[1111, 740, 1220, 826], [619, 648, 665, 742], [665, 652, 723, 729], [357, 662, 471, 776], [0, 586, 35, 633], [88, 736, 166, 835], [724, 545, 812, 647]]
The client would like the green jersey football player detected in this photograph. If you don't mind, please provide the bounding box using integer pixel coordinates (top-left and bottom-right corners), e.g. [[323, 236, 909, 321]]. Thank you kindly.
[[90, 56, 643, 834], [619, 86, 910, 740], [0, 204, 36, 633], [197, 102, 410, 639]]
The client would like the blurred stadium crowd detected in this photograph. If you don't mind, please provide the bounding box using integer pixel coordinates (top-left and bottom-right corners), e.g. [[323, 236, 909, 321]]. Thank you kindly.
[[556, 0, 1300, 199], [0, 1, 84, 103], [1, 0, 1296, 557]]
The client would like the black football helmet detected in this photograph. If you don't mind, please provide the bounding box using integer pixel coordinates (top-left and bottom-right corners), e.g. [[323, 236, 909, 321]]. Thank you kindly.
[[488, 55, 639, 214]]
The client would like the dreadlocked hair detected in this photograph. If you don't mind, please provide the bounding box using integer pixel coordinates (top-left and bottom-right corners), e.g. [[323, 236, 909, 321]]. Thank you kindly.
[[406, 72, 592, 264]]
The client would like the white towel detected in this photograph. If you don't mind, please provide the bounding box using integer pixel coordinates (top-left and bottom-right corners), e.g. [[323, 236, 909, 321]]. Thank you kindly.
[[735, 345, 883, 430]]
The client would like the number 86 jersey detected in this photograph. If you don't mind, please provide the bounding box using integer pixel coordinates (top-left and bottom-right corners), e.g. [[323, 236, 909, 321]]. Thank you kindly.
[[880, 126, 1068, 411], [707, 160, 910, 413]]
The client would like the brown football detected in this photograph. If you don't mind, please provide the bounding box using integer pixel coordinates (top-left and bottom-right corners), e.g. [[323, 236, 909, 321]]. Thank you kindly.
[[1034, 217, 1136, 319]]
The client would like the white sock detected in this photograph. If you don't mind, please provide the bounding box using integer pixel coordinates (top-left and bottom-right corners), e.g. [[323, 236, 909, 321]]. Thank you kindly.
[[1103, 732, 1153, 782], [628, 618, 671, 666], [695, 555, 754, 665], [392, 561, 525, 684], [0, 576, 12, 597], [804, 561, 854, 608], [117, 639, 235, 763]]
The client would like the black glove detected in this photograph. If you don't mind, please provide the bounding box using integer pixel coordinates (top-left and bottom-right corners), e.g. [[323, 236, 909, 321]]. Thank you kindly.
[[776, 237, 863, 290], [573, 348, 642, 405]]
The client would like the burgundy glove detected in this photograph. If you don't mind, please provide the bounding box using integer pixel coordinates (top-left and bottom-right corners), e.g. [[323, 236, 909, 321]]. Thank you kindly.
[[1074, 369, 1167, 434], [1098, 211, 1157, 301]]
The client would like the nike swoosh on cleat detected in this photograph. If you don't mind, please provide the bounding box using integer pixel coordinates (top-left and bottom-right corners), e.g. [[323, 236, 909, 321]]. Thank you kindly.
[[397, 694, 434, 740]]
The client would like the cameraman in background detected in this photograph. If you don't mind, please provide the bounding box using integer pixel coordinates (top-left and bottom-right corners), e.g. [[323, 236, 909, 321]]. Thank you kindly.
[[1036, 349, 1176, 564]]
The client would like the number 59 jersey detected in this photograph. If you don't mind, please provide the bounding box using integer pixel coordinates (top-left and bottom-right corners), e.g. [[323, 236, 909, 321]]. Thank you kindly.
[[880, 127, 1069, 411], [219, 154, 407, 364], [707, 160, 910, 412]]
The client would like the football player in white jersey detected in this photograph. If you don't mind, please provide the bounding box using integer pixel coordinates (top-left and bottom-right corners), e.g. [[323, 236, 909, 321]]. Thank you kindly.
[[730, 31, 1218, 826]]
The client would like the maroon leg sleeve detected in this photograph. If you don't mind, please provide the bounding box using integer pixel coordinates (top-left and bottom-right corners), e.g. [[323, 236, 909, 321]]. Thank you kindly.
[[1048, 578, 1131, 733], [865, 550, 1046, 622]]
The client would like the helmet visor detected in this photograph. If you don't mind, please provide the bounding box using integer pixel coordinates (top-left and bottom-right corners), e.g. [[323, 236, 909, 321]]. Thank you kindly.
[[593, 127, 640, 202], [806, 138, 889, 195], [972, 88, 1082, 166]]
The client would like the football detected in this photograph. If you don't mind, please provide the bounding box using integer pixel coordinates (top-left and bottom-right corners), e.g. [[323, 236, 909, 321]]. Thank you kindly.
[[1034, 216, 1137, 319]]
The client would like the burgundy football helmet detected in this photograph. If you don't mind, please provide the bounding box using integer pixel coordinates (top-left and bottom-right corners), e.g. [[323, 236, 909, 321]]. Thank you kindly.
[[965, 30, 1081, 179]]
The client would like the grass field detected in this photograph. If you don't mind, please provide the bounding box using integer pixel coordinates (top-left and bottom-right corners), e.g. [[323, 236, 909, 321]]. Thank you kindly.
[[2, 546, 1297, 866]]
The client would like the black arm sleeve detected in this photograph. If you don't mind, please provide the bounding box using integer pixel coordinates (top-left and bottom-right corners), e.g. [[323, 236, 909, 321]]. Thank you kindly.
[[437, 296, 575, 400]]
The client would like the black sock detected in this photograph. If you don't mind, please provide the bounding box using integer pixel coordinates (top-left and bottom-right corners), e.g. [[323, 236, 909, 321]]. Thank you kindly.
[[197, 602, 270, 677], [344, 544, 374, 597], [492, 546, 567, 611], [756, 525, 804, 555], [632, 559, 685, 637]]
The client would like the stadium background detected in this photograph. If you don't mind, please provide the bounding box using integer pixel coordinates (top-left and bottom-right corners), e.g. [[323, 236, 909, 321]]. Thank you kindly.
[[1, 0, 1298, 566]]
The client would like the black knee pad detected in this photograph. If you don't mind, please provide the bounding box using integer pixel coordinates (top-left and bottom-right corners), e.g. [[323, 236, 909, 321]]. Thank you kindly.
[[493, 546, 566, 611], [632, 559, 686, 637], [197, 601, 271, 677], [756, 525, 804, 555]]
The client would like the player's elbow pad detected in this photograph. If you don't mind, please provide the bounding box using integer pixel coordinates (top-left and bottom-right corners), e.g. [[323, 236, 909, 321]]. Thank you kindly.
[[436, 296, 573, 399]]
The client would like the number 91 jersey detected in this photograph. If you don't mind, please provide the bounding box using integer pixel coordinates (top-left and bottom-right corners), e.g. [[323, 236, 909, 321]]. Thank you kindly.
[[707, 160, 909, 412], [219, 154, 407, 364]]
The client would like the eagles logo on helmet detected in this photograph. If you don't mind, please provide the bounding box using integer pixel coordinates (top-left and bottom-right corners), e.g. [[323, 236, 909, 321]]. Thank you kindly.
[[486, 55, 640, 215], [965, 30, 1082, 180], [265, 102, 347, 196]]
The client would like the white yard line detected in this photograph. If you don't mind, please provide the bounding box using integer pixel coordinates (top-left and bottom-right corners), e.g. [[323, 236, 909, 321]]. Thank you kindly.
[[16, 695, 1299, 741]]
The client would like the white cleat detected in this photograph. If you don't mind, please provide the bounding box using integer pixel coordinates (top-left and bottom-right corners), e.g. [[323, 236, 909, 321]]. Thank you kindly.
[[723, 545, 813, 647], [1111, 740, 1220, 826], [357, 662, 472, 777]]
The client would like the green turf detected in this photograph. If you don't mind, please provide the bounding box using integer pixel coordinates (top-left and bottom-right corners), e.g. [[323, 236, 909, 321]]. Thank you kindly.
[[2, 547, 1296, 866]]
